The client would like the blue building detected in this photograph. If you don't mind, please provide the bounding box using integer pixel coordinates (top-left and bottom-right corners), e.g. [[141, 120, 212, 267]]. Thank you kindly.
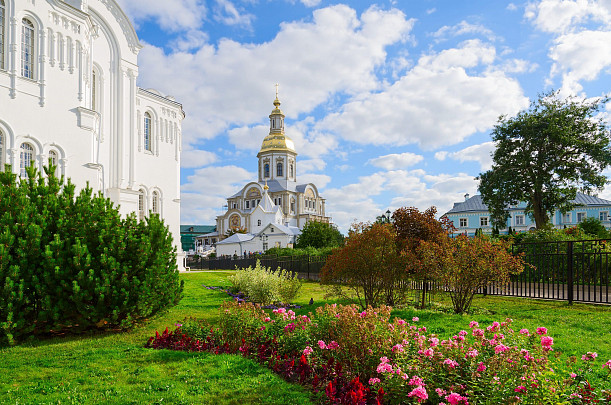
[[443, 193, 611, 236]]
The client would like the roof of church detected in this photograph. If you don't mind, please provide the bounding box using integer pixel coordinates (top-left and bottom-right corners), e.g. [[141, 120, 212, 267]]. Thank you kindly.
[[230, 180, 314, 198], [446, 192, 611, 215], [260, 223, 301, 236], [258, 97, 297, 156], [216, 233, 255, 245]]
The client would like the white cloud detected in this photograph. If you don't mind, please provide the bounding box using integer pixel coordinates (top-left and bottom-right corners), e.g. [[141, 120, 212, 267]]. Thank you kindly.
[[171, 30, 209, 52], [434, 142, 495, 171], [136, 5, 415, 146], [299, 158, 327, 172], [116, 0, 207, 32], [500, 59, 539, 74], [299, 173, 331, 188], [368, 152, 424, 170], [432, 21, 497, 42], [181, 147, 218, 168], [507, 3, 519, 11], [549, 30, 611, 95], [301, 0, 322, 6], [323, 170, 478, 232], [525, 0, 611, 34], [181, 165, 256, 224], [213, 0, 255, 27], [319, 40, 529, 150]]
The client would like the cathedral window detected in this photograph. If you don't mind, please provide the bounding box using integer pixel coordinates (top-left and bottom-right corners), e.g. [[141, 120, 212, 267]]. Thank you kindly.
[[290, 199, 295, 214], [246, 200, 249, 209], [20, 142, 34, 178], [290, 164, 293, 179], [152, 191, 159, 214], [138, 189, 145, 221], [277, 162, 283, 177], [258, 220, 261, 226], [48, 150, 58, 177], [21, 18, 35, 79], [264, 163, 270, 178], [144, 112, 152, 151], [0, 0, 5, 70]]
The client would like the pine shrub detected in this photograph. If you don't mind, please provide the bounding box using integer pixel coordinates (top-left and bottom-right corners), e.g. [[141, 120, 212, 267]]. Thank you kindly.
[[0, 165, 183, 345]]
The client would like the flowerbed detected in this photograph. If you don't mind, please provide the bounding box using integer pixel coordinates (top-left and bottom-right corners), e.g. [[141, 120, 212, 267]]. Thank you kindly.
[[146, 302, 611, 404]]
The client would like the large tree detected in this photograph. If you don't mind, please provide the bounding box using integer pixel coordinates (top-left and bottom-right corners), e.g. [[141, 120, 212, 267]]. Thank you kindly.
[[478, 91, 611, 229], [295, 220, 344, 249]]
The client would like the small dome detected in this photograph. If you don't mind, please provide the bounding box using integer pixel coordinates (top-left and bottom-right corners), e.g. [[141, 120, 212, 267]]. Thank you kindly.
[[258, 133, 296, 155]]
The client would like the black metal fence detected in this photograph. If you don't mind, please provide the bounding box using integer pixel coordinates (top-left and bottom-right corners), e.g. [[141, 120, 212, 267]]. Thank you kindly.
[[186, 239, 611, 304], [185, 255, 327, 281], [485, 239, 611, 304]]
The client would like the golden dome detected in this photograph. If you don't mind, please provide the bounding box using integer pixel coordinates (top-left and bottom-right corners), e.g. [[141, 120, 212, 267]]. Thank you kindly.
[[258, 133, 296, 155]]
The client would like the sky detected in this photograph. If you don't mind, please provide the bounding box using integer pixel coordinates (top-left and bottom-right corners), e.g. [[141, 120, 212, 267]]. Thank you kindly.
[[116, 0, 611, 233]]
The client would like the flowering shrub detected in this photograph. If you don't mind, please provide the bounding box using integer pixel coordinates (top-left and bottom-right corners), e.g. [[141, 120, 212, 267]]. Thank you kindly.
[[228, 260, 302, 305], [147, 302, 611, 404]]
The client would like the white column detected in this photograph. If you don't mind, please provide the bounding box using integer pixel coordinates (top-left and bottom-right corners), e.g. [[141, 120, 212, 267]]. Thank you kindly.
[[38, 28, 46, 106], [128, 69, 137, 188], [9, 17, 17, 98]]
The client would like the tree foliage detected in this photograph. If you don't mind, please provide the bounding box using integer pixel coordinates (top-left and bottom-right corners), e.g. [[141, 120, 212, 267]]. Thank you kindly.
[[478, 91, 611, 229], [392, 206, 455, 252], [320, 223, 409, 309], [418, 235, 526, 314], [295, 220, 344, 249], [0, 165, 183, 344], [578, 217, 609, 239]]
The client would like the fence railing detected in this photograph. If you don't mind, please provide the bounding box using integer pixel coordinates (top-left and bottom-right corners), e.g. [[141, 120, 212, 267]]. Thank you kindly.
[[185, 255, 327, 281], [185, 239, 611, 304]]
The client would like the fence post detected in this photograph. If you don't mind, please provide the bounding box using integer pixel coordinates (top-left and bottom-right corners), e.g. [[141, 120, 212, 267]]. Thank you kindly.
[[567, 241, 574, 305]]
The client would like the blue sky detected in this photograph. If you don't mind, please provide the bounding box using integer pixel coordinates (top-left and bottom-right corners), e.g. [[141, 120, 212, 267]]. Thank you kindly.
[[116, 0, 611, 233]]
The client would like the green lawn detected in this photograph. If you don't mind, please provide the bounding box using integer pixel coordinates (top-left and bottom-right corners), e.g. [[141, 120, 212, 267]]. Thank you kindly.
[[1, 271, 609, 404]]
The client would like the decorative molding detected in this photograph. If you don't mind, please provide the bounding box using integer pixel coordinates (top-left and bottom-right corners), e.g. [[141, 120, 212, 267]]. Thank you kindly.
[[97, 0, 143, 54]]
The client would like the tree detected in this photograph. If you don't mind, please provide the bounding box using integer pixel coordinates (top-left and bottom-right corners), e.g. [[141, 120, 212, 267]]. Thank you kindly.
[[295, 221, 344, 249], [578, 217, 609, 239], [418, 235, 526, 313], [478, 91, 611, 229], [392, 206, 455, 308], [320, 223, 409, 309]]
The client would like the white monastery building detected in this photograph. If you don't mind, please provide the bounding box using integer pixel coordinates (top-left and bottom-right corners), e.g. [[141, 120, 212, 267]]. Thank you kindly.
[[213, 94, 331, 256], [0, 0, 184, 266]]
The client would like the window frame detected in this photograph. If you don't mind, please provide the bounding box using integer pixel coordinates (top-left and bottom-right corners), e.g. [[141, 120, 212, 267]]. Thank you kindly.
[[459, 218, 468, 228], [515, 215, 525, 226], [276, 162, 283, 177], [152, 191, 159, 214], [138, 189, 145, 221], [480, 216, 489, 227], [264, 163, 270, 178], [20, 142, 35, 178], [599, 211, 608, 222], [143, 112, 152, 152], [576, 212, 587, 223], [563, 212, 571, 224], [48, 149, 59, 177], [21, 18, 36, 80]]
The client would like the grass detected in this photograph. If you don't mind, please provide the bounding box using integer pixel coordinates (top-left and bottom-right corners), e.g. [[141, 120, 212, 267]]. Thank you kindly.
[[1, 271, 610, 404]]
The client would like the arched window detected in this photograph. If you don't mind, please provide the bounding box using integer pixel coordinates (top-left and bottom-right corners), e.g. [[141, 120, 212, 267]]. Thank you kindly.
[[290, 163, 294, 179], [277, 162, 283, 177], [264, 163, 270, 178], [138, 189, 145, 221], [91, 70, 97, 111], [152, 191, 159, 214], [48, 150, 58, 177], [21, 18, 35, 79], [144, 112, 152, 151], [0, 0, 5, 70], [20, 143, 34, 178]]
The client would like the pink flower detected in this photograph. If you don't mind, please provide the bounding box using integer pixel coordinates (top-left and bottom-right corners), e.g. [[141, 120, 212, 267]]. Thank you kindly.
[[327, 341, 339, 350], [514, 385, 527, 393], [264, 317, 271, 322], [458, 330, 468, 337], [603, 360, 611, 369], [397, 319, 406, 325], [303, 346, 313, 355], [423, 348, 434, 357], [541, 336, 554, 350], [376, 362, 393, 373], [392, 344, 404, 353], [369, 377, 381, 385], [536, 327, 547, 335], [380, 356, 389, 363], [469, 321, 479, 329], [412, 317, 420, 322], [519, 328, 529, 335], [494, 344, 509, 354], [284, 323, 296, 332], [409, 375, 424, 386], [360, 311, 367, 318], [465, 348, 479, 358], [446, 392, 467, 405], [317, 340, 327, 349], [429, 337, 440, 347], [476, 362, 486, 372], [570, 372, 577, 378], [472, 329, 484, 337], [487, 321, 500, 332], [435, 388, 447, 397], [443, 358, 459, 368], [408, 386, 428, 402], [582, 352, 598, 361]]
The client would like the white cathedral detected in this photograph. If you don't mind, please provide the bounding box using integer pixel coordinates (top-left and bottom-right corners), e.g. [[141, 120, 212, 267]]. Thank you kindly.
[[0, 0, 184, 266], [213, 94, 331, 256]]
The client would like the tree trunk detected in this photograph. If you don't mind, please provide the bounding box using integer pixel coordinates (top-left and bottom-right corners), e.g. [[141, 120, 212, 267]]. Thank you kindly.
[[532, 195, 549, 229]]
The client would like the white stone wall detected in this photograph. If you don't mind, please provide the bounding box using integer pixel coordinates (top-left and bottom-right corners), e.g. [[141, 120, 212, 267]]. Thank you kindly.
[[0, 0, 183, 268]]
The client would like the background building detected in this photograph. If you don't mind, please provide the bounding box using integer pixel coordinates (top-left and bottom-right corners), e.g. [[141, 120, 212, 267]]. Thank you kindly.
[[212, 94, 331, 256], [444, 193, 611, 236], [0, 0, 184, 267]]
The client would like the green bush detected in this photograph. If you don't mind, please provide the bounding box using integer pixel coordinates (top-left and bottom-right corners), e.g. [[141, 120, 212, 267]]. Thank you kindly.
[[228, 260, 302, 305], [0, 165, 183, 345], [264, 246, 334, 257]]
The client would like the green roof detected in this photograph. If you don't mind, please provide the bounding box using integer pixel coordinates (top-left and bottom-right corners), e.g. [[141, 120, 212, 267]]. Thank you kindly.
[[180, 225, 216, 251]]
